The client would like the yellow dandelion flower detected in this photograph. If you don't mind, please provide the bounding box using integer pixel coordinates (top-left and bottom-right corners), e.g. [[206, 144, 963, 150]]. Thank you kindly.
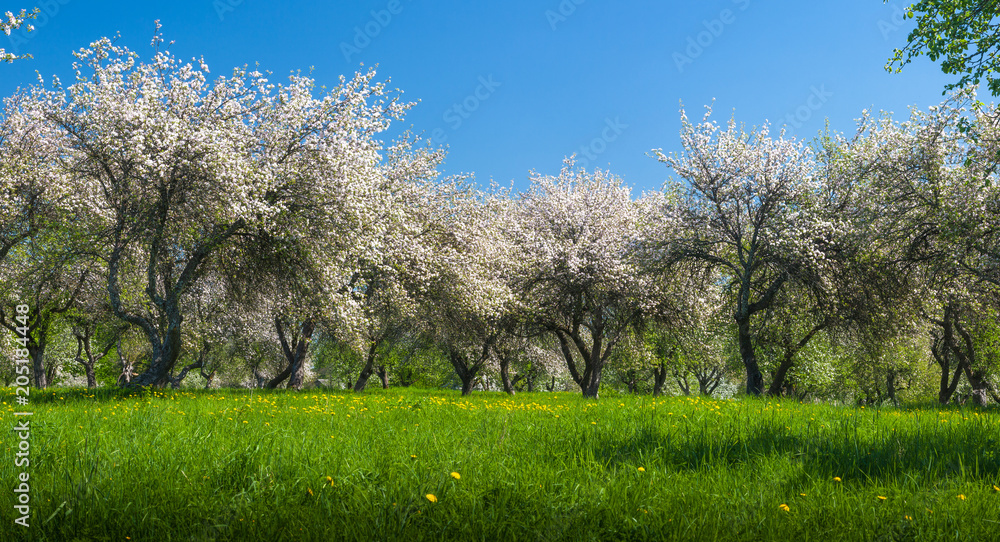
[[307, 488, 313, 497], [877, 496, 887, 501], [833, 477, 842, 482], [778, 504, 790, 512], [326, 476, 333, 486], [450, 472, 461, 480], [905, 515, 912, 521], [957, 494, 966, 501], [410, 455, 417, 459], [993, 485, 1000, 492], [637, 467, 645, 472], [799, 493, 806, 497], [426, 494, 437, 503]]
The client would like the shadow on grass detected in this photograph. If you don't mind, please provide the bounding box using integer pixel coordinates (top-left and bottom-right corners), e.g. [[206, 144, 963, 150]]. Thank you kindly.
[[582, 411, 1000, 483]]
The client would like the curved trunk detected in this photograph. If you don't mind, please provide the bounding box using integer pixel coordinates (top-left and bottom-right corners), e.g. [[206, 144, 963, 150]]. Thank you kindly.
[[377, 365, 389, 389], [128, 309, 183, 388], [265, 366, 291, 389], [500, 355, 515, 395], [353, 341, 379, 392], [767, 354, 795, 397]]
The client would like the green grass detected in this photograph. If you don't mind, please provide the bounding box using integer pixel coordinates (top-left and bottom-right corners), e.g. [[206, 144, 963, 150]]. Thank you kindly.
[[2, 387, 999, 541]]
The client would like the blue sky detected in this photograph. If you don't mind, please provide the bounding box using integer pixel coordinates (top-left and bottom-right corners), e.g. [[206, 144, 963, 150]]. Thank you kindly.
[[1, 0, 955, 193]]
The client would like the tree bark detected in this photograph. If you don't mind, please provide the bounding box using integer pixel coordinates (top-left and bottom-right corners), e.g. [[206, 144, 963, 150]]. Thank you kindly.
[[736, 315, 764, 396], [499, 353, 515, 395], [653, 361, 668, 396], [377, 365, 389, 389], [353, 340, 380, 392], [447, 344, 488, 397], [272, 316, 315, 390], [169, 359, 203, 389], [73, 328, 116, 389]]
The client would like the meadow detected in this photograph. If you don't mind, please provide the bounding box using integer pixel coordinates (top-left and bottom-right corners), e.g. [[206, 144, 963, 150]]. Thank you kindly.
[[1, 387, 999, 541]]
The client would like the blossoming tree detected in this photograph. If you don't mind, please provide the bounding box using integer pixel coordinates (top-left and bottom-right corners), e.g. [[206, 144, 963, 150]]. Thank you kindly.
[[656, 106, 840, 396], [0, 8, 35, 63], [22, 29, 422, 388], [508, 162, 672, 398]]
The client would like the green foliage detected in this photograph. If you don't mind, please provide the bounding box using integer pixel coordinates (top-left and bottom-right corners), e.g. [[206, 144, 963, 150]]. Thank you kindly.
[[886, 0, 1000, 96], [2, 388, 998, 541]]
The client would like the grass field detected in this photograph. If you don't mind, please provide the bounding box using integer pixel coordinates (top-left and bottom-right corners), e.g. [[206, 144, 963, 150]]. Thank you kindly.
[[2, 387, 999, 541]]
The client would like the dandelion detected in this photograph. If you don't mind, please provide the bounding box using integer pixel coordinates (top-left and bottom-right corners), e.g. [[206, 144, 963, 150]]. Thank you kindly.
[[410, 455, 417, 459], [877, 496, 887, 501], [426, 494, 437, 503], [326, 476, 333, 486], [905, 515, 912, 521], [450, 472, 461, 480], [637, 467, 645, 472], [993, 485, 1000, 492], [778, 504, 790, 512], [957, 494, 966, 501], [833, 477, 842, 482], [307, 488, 313, 497]]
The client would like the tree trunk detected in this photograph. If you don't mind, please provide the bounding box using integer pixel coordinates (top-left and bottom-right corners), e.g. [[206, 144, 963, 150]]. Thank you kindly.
[[698, 367, 722, 396], [965, 368, 990, 406], [265, 366, 291, 389], [116, 338, 137, 386], [545, 376, 556, 392], [128, 309, 183, 388], [286, 323, 315, 391], [353, 340, 379, 392], [73, 336, 98, 389], [377, 365, 389, 389], [460, 374, 475, 396], [448, 348, 483, 397], [201, 368, 216, 389], [766, 322, 827, 397], [170, 358, 204, 389], [499, 354, 515, 395], [736, 316, 764, 396], [273, 317, 315, 391], [939, 364, 963, 405], [582, 358, 603, 398], [931, 305, 969, 405], [886, 370, 899, 406], [28, 341, 48, 389], [767, 354, 795, 397], [653, 362, 667, 396]]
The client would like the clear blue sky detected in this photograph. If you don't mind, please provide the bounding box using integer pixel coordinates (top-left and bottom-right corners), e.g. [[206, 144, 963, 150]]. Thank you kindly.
[[1, 0, 955, 193]]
